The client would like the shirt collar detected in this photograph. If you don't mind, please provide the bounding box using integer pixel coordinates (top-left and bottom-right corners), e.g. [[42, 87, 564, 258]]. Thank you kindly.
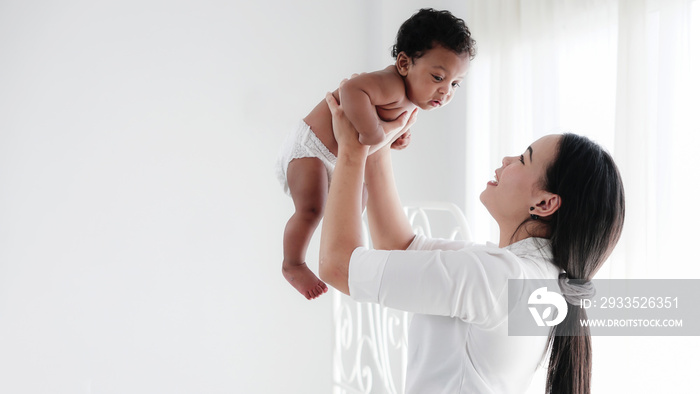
[[504, 237, 553, 262]]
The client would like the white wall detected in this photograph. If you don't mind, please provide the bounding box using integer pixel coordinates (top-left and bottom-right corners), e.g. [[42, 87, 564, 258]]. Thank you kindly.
[[0, 1, 374, 393]]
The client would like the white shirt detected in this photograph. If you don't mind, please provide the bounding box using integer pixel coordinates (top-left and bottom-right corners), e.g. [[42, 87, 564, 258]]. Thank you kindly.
[[348, 235, 561, 394]]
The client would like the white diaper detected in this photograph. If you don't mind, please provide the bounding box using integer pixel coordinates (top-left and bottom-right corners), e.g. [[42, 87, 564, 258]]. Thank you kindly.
[[275, 120, 337, 195]]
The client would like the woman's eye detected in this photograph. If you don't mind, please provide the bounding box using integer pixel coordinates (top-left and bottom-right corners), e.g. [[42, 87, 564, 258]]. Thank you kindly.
[[452, 82, 461, 88], [432, 75, 443, 81], [519, 155, 525, 164]]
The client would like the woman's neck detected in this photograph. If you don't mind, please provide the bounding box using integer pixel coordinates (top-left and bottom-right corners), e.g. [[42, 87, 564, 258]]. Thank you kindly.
[[498, 221, 549, 248], [499, 229, 524, 248]]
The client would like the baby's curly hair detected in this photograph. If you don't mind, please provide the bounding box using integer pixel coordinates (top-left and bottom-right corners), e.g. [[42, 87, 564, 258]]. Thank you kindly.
[[391, 8, 476, 60]]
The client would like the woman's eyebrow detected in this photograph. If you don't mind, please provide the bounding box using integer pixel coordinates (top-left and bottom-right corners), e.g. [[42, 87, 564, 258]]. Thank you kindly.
[[527, 146, 533, 162]]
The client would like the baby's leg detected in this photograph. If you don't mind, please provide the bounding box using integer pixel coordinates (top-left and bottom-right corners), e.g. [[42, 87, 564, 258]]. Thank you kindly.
[[282, 157, 330, 300]]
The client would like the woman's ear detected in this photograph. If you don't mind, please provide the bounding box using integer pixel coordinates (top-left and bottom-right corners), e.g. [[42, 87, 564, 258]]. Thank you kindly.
[[534, 193, 561, 218], [396, 52, 411, 76]]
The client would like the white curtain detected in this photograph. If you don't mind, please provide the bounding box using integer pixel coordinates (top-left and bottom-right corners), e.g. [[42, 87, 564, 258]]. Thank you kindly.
[[464, 0, 700, 280]]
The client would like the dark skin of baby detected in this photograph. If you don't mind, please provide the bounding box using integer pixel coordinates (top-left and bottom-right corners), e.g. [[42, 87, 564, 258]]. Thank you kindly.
[[282, 45, 470, 299]]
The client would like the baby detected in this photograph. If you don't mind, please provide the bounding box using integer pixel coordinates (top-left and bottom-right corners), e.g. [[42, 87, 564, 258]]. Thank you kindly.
[[276, 8, 476, 299]]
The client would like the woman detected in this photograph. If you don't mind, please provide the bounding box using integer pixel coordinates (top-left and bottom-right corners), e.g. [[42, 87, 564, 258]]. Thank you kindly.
[[319, 91, 625, 393]]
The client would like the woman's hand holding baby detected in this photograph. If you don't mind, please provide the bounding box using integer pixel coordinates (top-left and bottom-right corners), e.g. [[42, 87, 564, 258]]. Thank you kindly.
[[327, 89, 415, 157], [325, 91, 369, 158], [329, 76, 417, 154], [388, 109, 416, 150]]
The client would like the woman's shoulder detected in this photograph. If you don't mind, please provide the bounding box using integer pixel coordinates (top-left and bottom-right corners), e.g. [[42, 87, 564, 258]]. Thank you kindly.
[[407, 234, 475, 251], [504, 237, 560, 279], [504, 237, 552, 261], [454, 237, 558, 281], [405, 234, 558, 281]]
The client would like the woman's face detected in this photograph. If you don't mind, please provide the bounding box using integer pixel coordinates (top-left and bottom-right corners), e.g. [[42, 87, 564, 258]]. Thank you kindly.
[[480, 135, 562, 228]]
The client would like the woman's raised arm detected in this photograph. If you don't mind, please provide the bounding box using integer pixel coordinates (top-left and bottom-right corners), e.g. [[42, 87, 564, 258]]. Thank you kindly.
[[319, 91, 414, 294], [319, 88, 415, 294], [364, 142, 416, 251], [318, 92, 372, 295]]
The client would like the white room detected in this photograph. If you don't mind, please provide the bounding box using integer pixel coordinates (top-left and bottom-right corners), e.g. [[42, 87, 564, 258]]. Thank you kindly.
[[1, 0, 698, 393]]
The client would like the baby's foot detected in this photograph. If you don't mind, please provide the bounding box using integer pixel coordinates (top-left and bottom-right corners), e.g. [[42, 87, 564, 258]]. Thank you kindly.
[[282, 262, 328, 300]]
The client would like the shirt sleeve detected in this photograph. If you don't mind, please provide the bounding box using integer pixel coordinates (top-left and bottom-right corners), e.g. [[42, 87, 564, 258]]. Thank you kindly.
[[406, 233, 475, 251], [348, 235, 524, 325]]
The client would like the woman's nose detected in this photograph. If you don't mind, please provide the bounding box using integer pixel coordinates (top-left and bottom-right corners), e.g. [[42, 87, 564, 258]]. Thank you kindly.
[[502, 156, 515, 166]]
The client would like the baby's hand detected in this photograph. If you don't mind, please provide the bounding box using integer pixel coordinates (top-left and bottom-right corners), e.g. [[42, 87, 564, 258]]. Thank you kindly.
[[390, 130, 411, 150]]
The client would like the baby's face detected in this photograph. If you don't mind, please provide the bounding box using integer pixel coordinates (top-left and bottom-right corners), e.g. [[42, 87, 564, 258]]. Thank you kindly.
[[400, 45, 470, 110]]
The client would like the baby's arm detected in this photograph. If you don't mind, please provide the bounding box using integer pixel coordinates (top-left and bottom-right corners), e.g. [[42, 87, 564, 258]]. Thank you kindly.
[[338, 72, 403, 146]]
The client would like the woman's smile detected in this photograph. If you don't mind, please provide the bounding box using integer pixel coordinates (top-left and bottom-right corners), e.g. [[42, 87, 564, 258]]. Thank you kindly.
[[487, 171, 500, 186]]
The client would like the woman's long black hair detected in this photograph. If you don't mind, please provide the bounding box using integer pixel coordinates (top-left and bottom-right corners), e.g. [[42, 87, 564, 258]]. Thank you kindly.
[[539, 134, 625, 394]]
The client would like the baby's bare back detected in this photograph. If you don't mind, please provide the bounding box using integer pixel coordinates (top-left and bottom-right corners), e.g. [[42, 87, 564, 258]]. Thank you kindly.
[[303, 66, 415, 157]]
